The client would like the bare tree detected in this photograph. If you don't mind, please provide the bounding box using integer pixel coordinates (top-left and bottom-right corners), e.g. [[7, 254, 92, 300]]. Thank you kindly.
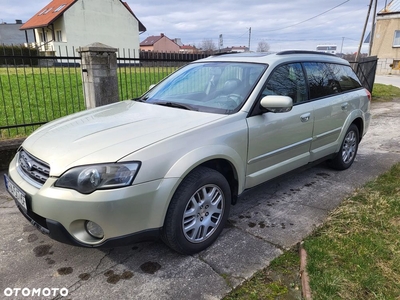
[[200, 39, 217, 53], [257, 40, 270, 52]]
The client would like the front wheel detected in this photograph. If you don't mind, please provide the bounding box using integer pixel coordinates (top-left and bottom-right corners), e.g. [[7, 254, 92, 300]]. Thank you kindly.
[[162, 167, 231, 254], [327, 124, 359, 170]]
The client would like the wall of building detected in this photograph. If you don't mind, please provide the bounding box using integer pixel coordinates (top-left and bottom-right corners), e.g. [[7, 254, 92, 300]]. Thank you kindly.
[[140, 45, 154, 51], [375, 58, 400, 75], [153, 36, 180, 52], [30, 18, 67, 54], [371, 14, 400, 74], [61, 0, 141, 56]]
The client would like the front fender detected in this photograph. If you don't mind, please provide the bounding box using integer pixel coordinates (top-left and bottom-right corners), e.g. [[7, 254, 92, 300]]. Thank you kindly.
[[164, 145, 246, 195]]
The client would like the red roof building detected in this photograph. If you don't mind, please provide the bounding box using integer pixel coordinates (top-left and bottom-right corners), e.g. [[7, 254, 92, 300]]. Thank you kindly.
[[179, 45, 198, 54], [20, 0, 146, 56], [140, 33, 181, 53]]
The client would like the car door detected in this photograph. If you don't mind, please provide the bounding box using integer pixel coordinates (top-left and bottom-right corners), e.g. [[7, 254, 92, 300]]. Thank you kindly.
[[303, 62, 355, 161], [245, 63, 314, 189]]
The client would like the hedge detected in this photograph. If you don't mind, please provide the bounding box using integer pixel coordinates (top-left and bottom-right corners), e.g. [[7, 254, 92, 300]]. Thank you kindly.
[[0, 44, 39, 65]]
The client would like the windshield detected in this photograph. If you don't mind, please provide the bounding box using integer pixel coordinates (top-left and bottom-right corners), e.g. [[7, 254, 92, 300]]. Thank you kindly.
[[140, 62, 267, 114]]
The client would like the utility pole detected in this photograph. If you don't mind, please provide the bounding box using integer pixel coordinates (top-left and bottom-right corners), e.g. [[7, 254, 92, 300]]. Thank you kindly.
[[248, 27, 251, 52], [369, 0, 378, 56], [355, 0, 373, 62], [340, 37, 345, 55]]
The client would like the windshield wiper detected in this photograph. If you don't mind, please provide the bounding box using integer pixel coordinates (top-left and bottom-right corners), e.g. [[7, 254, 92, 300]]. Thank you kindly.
[[131, 97, 145, 102], [152, 102, 197, 111]]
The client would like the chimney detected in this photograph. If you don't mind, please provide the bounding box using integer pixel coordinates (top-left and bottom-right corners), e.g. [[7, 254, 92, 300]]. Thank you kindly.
[[160, 33, 164, 37], [16, 19, 22, 24]]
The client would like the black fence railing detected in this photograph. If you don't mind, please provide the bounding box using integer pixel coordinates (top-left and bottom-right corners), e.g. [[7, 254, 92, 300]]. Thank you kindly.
[[0, 45, 207, 139], [0, 46, 84, 139]]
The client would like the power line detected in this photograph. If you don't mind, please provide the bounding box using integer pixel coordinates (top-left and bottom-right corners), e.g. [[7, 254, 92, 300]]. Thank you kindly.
[[227, 0, 354, 43], [262, 0, 350, 32]]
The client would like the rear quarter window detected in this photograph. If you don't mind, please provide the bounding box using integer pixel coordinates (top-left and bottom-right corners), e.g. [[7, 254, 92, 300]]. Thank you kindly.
[[328, 64, 362, 92], [303, 62, 362, 99]]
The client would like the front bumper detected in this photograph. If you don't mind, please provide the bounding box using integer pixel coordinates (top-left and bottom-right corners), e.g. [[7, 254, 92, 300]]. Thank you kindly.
[[7, 155, 179, 247], [14, 202, 161, 247]]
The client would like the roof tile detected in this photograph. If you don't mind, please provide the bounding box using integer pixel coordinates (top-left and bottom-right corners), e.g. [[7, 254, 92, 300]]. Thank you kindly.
[[20, 0, 146, 32], [140, 35, 163, 46], [20, 0, 76, 30]]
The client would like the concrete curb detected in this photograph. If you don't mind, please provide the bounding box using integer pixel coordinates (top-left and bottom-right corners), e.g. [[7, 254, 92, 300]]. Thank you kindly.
[[300, 241, 312, 300]]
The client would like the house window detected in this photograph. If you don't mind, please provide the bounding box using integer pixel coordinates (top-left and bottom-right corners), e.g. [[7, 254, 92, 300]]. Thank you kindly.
[[39, 8, 53, 15], [394, 30, 400, 47], [56, 30, 62, 42], [54, 4, 66, 12], [39, 32, 44, 43]]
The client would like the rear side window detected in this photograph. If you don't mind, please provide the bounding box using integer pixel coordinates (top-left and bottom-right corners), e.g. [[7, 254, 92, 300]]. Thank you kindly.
[[328, 64, 362, 92], [302, 62, 340, 99]]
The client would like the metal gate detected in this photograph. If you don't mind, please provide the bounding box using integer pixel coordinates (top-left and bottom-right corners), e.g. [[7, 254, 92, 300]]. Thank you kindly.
[[351, 56, 378, 93]]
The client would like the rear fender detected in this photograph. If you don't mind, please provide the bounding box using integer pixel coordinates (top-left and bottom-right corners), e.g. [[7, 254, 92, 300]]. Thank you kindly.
[[334, 109, 365, 153]]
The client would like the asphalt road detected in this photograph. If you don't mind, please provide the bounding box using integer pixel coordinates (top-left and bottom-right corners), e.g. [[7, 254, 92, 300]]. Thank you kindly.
[[1, 99, 400, 300]]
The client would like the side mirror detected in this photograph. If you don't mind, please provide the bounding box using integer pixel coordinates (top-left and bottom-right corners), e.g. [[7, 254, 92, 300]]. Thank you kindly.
[[260, 95, 293, 113]]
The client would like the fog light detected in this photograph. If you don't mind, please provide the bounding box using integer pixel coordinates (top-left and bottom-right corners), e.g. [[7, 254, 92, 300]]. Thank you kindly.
[[85, 221, 104, 239]]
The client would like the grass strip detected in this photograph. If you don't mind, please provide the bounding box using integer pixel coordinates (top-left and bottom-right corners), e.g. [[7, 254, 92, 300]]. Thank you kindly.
[[223, 249, 302, 300], [372, 83, 400, 101], [224, 163, 400, 300], [304, 163, 400, 299]]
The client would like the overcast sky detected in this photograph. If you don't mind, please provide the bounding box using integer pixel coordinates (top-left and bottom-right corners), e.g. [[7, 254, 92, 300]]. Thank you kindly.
[[1, 0, 387, 53]]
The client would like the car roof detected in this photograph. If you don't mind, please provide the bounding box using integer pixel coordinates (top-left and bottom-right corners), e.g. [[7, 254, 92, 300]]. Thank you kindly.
[[197, 50, 350, 66]]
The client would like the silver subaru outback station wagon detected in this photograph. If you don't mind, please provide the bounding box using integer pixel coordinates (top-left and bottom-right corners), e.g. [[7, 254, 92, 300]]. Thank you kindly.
[[5, 51, 371, 254]]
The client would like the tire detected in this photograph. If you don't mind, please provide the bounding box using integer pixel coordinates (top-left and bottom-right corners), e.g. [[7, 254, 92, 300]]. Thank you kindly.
[[327, 124, 359, 170], [162, 167, 231, 255]]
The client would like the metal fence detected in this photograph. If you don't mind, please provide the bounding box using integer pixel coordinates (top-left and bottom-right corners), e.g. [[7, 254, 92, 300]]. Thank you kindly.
[[0, 45, 84, 139], [350, 56, 378, 93], [0, 45, 207, 139]]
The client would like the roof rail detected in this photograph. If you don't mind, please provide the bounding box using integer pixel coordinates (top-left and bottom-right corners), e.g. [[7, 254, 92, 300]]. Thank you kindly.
[[276, 50, 337, 56], [212, 51, 240, 56]]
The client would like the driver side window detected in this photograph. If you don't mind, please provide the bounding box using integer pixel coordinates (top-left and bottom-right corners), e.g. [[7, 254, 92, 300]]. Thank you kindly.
[[263, 63, 307, 104]]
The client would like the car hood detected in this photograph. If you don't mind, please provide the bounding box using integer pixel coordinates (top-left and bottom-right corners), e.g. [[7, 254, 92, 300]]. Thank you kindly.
[[22, 101, 225, 176]]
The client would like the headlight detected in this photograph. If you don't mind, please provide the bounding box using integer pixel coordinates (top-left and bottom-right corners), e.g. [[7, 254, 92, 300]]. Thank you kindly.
[[55, 162, 141, 194]]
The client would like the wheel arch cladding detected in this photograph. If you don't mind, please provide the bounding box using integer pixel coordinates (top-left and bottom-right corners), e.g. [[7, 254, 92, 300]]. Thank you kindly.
[[352, 117, 364, 142], [200, 159, 239, 205]]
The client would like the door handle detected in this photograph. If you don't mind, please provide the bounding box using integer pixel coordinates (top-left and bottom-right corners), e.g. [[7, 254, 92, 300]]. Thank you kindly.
[[300, 113, 311, 122], [341, 103, 348, 110]]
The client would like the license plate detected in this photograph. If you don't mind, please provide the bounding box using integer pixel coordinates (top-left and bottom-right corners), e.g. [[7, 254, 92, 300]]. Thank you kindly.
[[4, 174, 27, 211]]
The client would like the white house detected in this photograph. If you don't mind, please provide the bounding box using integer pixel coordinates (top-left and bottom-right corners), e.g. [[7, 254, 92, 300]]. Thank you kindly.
[[20, 0, 146, 57]]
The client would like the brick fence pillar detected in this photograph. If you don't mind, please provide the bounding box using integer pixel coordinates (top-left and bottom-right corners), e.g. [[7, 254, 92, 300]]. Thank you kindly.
[[77, 42, 119, 109]]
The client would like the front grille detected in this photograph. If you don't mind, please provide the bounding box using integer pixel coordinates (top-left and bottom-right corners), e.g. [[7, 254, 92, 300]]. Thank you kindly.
[[17, 149, 50, 187]]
